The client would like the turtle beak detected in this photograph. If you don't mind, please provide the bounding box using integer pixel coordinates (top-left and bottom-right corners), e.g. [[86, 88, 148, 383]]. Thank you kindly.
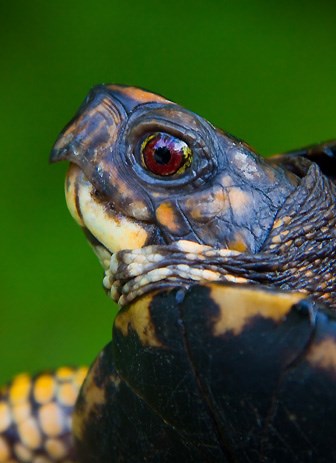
[[50, 85, 122, 171], [64, 163, 150, 256], [50, 84, 170, 165]]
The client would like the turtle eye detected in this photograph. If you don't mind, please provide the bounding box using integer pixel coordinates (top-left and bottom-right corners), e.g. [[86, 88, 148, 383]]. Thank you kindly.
[[140, 132, 192, 176]]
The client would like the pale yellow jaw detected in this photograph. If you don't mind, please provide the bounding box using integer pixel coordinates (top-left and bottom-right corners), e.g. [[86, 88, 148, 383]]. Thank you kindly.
[[65, 164, 149, 258]]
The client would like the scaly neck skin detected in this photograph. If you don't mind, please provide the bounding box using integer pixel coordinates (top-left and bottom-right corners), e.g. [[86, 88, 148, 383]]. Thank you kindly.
[[105, 164, 335, 310], [261, 163, 336, 308]]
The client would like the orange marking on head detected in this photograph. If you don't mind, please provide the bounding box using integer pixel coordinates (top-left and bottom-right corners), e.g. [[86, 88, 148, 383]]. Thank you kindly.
[[9, 374, 31, 404], [156, 202, 181, 234], [34, 374, 55, 404], [227, 188, 252, 215], [38, 402, 64, 437], [107, 85, 170, 105], [184, 187, 227, 222], [18, 417, 42, 449], [228, 233, 248, 252]]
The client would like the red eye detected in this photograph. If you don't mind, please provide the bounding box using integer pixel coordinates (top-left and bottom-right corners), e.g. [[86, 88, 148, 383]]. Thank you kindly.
[[141, 132, 192, 176]]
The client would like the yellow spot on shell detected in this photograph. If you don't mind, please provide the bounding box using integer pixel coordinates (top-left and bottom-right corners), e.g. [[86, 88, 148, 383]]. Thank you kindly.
[[307, 338, 336, 373], [18, 417, 42, 449], [0, 402, 11, 433], [38, 402, 64, 437], [34, 374, 55, 404], [72, 362, 106, 442], [115, 294, 163, 347], [9, 374, 31, 404], [210, 285, 303, 336]]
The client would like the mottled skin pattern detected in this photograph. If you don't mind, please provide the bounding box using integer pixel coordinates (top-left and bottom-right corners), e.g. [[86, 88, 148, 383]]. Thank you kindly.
[[1, 85, 336, 462]]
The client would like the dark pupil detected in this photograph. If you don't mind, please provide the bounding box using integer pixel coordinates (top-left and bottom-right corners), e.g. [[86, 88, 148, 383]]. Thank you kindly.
[[154, 147, 171, 165]]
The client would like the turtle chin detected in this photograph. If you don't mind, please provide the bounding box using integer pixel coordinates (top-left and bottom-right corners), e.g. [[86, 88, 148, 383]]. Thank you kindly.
[[64, 163, 153, 266]]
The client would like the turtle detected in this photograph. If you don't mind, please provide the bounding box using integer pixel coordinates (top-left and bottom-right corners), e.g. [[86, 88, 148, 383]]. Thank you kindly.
[[1, 84, 336, 463]]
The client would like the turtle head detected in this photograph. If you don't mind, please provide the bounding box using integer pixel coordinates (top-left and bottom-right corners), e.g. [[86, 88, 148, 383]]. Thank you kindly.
[[50, 85, 298, 267]]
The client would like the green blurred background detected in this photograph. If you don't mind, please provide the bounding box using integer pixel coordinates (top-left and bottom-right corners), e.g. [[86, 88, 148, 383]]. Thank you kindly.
[[2, 0, 336, 382]]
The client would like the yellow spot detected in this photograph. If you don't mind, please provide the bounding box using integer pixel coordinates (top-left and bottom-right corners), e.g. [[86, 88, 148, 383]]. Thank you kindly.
[[272, 218, 284, 229], [228, 233, 248, 252], [57, 383, 77, 407], [38, 402, 64, 437], [0, 436, 10, 462], [307, 338, 336, 373], [34, 374, 55, 404], [115, 294, 163, 347], [0, 402, 11, 433], [18, 417, 42, 449], [72, 361, 106, 442], [14, 443, 32, 461], [45, 438, 67, 459], [210, 285, 304, 336], [271, 235, 282, 244], [156, 202, 180, 234], [56, 367, 74, 381], [227, 188, 251, 215], [12, 402, 31, 424], [9, 374, 31, 404], [184, 187, 227, 222]]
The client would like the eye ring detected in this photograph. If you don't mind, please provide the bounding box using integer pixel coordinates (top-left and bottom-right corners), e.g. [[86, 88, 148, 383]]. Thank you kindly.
[[140, 132, 192, 176]]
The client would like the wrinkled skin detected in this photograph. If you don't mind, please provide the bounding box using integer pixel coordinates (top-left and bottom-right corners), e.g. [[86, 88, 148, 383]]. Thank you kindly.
[[50, 85, 336, 463]]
